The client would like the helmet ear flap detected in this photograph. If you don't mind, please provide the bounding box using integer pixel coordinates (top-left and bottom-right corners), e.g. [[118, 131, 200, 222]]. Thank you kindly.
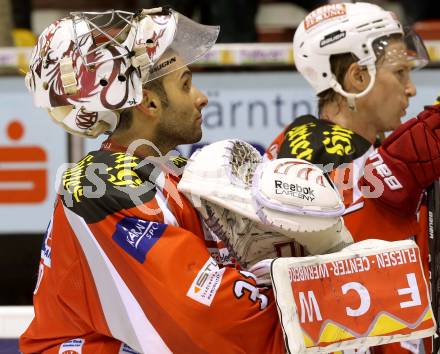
[[48, 105, 73, 123], [48, 106, 117, 138], [87, 121, 112, 137]]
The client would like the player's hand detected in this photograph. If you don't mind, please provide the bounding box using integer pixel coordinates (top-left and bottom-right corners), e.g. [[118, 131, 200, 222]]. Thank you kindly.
[[360, 104, 440, 215]]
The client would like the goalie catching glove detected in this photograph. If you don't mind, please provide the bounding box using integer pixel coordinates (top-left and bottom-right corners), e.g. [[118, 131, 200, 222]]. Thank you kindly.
[[360, 104, 440, 215], [178, 140, 353, 268]]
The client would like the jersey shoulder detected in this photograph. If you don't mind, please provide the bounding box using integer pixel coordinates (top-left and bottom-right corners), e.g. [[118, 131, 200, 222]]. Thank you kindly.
[[278, 115, 372, 167], [60, 150, 160, 223]]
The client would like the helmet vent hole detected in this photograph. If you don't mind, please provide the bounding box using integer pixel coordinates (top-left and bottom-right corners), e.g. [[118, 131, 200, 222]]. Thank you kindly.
[[322, 73, 328, 78], [300, 41, 304, 48], [99, 79, 108, 86], [303, 54, 308, 58], [117, 75, 126, 82], [356, 23, 369, 29]]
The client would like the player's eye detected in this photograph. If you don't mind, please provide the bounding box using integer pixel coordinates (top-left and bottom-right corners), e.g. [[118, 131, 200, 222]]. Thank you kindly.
[[395, 68, 408, 81]]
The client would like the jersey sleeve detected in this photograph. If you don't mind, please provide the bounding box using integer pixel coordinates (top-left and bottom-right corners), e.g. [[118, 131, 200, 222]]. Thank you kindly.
[[265, 127, 288, 160]]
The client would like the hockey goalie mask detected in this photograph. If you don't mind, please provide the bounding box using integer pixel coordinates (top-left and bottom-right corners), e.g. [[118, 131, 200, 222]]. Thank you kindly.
[[178, 140, 353, 267], [25, 8, 219, 137]]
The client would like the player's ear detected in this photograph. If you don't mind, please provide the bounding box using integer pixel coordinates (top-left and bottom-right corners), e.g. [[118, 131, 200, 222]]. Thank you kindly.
[[136, 89, 161, 117], [344, 63, 370, 93]]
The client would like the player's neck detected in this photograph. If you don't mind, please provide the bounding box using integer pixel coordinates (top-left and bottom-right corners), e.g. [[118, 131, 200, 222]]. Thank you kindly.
[[320, 100, 377, 144], [110, 114, 177, 157], [110, 129, 172, 157]]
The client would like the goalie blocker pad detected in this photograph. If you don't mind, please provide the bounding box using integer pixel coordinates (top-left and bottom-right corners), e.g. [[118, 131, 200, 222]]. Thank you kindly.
[[270, 239, 436, 354]]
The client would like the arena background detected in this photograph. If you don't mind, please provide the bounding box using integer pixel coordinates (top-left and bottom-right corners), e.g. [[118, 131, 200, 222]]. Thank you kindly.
[[0, 0, 439, 352]]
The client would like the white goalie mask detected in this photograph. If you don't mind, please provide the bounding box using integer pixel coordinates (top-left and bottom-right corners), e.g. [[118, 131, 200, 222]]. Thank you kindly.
[[25, 7, 219, 137], [178, 140, 353, 268]]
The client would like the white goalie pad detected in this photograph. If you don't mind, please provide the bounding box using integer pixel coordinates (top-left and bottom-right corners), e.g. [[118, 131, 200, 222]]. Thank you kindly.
[[270, 239, 436, 354], [178, 139, 353, 267]]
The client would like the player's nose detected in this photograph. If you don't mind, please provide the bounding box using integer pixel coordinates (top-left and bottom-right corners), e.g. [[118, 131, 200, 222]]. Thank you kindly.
[[193, 86, 208, 110]]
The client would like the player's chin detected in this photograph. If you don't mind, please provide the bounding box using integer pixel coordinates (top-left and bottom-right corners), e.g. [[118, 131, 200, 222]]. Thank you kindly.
[[194, 128, 203, 142], [383, 118, 401, 133], [192, 118, 203, 140], [186, 129, 202, 145], [400, 107, 408, 118], [392, 111, 404, 124]]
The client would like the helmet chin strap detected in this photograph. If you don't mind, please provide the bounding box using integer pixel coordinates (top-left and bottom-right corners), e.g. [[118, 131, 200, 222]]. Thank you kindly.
[[329, 64, 376, 112]]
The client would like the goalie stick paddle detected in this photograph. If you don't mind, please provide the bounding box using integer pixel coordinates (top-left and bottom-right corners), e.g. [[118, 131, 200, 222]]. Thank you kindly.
[[428, 180, 440, 354]]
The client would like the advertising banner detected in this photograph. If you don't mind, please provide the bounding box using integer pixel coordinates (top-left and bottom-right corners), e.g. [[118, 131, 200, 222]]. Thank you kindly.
[[0, 78, 67, 233], [271, 240, 435, 353], [2, 69, 440, 233]]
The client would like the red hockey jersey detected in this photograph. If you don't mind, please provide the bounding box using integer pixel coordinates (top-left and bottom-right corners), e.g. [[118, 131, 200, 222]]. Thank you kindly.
[[266, 115, 431, 354], [20, 146, 285, 354]]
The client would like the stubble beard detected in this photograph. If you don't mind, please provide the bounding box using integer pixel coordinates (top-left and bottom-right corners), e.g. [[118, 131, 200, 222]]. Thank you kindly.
[[156, 113, 203, 150]]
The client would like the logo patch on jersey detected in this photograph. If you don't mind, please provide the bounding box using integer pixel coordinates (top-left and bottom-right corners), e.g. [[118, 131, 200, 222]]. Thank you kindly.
[[62, 152, 143, 204], [322, 125, 355, 156], [285, 122, 316, 161], [118, 343, 140, 354], [187, 257, 225, 306], [113, 217, 167, 263], [41, 218, 53, 267], [59, 338, 85, 354]]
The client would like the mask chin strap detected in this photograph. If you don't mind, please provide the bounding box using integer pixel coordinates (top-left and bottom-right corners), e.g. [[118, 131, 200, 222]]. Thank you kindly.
[[130, 7, 167, 83], [60, 56, 79, 95], [131, 49, 153, 83], [329, 63, 376, 112], [130, 17, 154, 83], [48, 106, 117, 137]]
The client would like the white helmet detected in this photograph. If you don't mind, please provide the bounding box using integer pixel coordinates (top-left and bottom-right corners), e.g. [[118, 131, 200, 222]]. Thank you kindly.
[[293, 2, 428, 108], [25, 8, 219, 137]]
